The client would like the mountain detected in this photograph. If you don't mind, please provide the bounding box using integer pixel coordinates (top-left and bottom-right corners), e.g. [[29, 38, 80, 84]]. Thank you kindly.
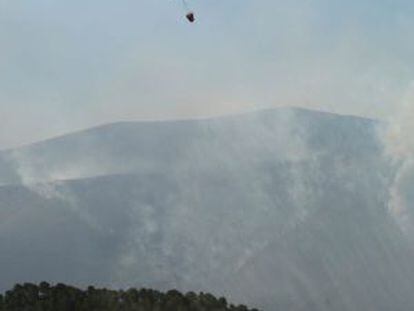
[[0, 108, 412, 310], [0, 108, 382, 185]]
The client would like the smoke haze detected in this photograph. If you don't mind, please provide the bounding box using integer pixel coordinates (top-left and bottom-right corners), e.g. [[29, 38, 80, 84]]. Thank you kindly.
[[0, 0, 414, 148]]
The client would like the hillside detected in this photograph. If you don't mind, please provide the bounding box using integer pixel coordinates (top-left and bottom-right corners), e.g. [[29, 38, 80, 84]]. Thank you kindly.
[[0, 108, 412, 310]]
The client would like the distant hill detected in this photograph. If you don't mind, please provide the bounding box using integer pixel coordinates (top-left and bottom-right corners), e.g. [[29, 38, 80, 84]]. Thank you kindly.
[[0, 283, 257, 311], [0, 108, 381, 185], [0, 108, 412, 311]]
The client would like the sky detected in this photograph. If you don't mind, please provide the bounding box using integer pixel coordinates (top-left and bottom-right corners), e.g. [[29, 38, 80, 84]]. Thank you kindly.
[[0, 0, 414, 148]]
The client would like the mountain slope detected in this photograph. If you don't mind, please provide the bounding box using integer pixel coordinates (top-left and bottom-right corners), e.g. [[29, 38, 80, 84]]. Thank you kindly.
[[0, 108, 411, 311]]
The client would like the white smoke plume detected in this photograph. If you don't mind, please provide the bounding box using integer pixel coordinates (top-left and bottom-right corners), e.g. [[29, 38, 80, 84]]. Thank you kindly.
[[383, 82, 414, 237]]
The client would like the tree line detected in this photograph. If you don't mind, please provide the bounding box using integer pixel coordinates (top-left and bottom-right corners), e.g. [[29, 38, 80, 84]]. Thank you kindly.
[[0, 282, 259, 311]]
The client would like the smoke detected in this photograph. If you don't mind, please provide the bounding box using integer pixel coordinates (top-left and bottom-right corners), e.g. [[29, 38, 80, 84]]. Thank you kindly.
[[383, 82, 414, 237], [1, 0, 413, 149], [103, 109, 321, 291], [1, 106, 412, 310], [6, 149, 103, 232]]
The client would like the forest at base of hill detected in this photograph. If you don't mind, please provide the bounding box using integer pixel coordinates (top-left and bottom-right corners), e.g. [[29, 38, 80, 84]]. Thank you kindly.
[[0, 282, 259, 311]]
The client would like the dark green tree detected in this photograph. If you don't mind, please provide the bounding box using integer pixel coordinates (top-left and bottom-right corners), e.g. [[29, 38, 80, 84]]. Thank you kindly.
[[0, 283, 259, 311]]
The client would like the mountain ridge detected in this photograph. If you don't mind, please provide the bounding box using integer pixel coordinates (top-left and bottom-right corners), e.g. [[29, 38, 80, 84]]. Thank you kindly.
[[0, 107, 379, 153], [0, 107, 383, 187]]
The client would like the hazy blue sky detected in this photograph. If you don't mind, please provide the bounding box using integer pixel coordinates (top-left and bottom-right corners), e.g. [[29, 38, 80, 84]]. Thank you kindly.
[[0, 0, 413, 148]]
